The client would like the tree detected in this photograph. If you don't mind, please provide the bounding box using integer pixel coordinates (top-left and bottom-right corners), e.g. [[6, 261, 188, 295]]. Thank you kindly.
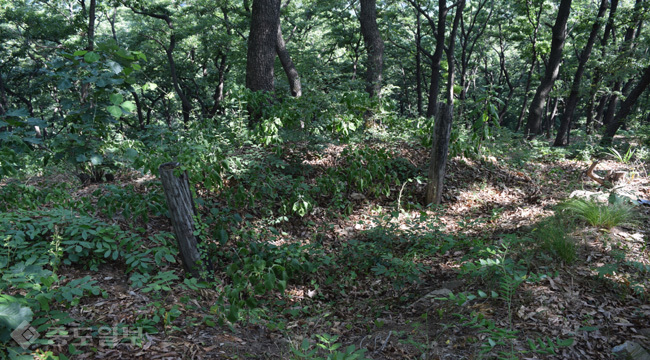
[[553, 0, 608, 146], [601, 64, 650, 145], [276, 18, 302, 97], [245, 0, 281, 126], [359, 0, 384, 99], [524, 0, 572, 139], [426, 0, 465, 205], [129, 5, 194, 124]]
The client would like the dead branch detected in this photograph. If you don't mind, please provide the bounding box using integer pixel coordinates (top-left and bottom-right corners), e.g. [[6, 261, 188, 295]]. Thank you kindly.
[[585, 160, 606, 186]]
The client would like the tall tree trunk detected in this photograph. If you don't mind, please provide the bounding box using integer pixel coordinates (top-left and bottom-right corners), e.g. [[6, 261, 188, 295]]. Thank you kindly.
[[0, 72, 7, 116], [87, 0, 96, 50], [553, 0, 608, 146], [426, 5, 447, 119], [601, 64, 650, 145], [524, 0, 572, 139], [515, 0, 544, 132], [497, 24, 514, 125], [130, 90, 145, 130], [276, 20, 302, 97], [246, 0, 281, 126], [359, 0, 384, 99], [80, 0, 96, 105], [426, 0, 464, 205], [415, 8, 423, 116], [166, 35, 193, 124]]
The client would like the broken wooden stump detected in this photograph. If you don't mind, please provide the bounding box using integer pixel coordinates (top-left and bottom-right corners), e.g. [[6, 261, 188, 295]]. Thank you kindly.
[[159, 162, 206, 278]]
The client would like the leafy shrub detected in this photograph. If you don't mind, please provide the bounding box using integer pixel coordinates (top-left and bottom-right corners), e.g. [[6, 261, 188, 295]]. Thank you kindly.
[[0, 182, 71, 212]]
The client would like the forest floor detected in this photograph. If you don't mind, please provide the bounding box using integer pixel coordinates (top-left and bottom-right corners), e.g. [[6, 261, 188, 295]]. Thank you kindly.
[[6, 135, 650, 360]]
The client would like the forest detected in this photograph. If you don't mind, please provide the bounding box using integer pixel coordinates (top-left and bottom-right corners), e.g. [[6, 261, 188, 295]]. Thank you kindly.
[[1, 0, 650, 358]]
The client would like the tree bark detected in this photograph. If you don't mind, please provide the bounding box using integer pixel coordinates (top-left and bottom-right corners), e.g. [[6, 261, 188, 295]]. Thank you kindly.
[[585, 0, 618, 133], [514, 0, 544, 132], [246, 0, 281, 126], [524, 0, 572, 140], [426, 0, 464, 205], [427, 5, 446, 119], [130, 90, 145, 130], [415, 8, 423, 116], [359, 0, 384, 98], [0, 72, 7, 116], [276, 20, 302, 97], [553, 0, 608, 146], [601, 64, 650, 145], [159, 162, 207, 278]]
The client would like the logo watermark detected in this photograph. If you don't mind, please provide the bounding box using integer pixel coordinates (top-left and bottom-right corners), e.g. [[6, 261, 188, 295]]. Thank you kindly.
[[10, 321, 143, 349], [11, 321, 40, 349]]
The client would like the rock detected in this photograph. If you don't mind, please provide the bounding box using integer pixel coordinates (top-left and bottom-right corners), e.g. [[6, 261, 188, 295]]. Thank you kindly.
[[613, 341, 650, 360], [569, 190, 608, 203]]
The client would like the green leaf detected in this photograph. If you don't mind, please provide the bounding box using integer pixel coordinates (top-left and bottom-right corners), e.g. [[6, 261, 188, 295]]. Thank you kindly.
[[109, 93, 124, 105], [226, 305, 239, 323], [89, 154, 103, 166], [0, 302, 33, 330], [107, 105, 122, 119], [83, 51, 100, 63], [5, 108, 29, 117], [132, 63, 142, 70], [125, 148, 138, 160], [578, 326, 599, 332], [107, 60, 123, 74], [120, 101, 136, 112], [116, 49, 134, 60], [73, 50, 88, 56], [556, 338, 574, 347]]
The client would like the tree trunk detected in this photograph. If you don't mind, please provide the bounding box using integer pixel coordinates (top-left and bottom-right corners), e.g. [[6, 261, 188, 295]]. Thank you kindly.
[[80, 0, 96, 105], [87, 0, 96, 50], [426, 0, 464, 205], [159, 162, 207, 279], [426, 4, 447, 119], [0, 72, 7, 116], [246, 0, 281, 126], [130, 90, 145, 130], [276, 20, 302, 97], [585, 0, 618, 133], [359, 0, 384, 99], [415, 8, 423, 116], [515, 0, 544, 132], [553, 0, 608, 146], [524, 0, 572, 139], [601, 64, 650, 145]]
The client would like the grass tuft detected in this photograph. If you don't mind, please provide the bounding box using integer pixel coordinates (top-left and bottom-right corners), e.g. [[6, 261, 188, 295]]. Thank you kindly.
[[559, 198, 635, 229], [536, 217, 577, 264]]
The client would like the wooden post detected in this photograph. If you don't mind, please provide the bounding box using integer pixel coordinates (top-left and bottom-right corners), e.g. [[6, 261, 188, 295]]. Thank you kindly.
[[158, 162, 204, 278]]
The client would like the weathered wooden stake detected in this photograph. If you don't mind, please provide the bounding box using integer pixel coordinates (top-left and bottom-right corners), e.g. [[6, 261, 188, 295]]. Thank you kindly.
[[159, 162, 204, 278]]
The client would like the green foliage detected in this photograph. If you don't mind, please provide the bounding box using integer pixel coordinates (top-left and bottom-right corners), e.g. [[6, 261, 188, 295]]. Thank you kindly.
[[0, 182, 71, 212], [607, 145, 636, 164], [559, 196, 635, 229], [93, 184, 166, 225], [291, 334, 371, 360], [48, 44, 146, 177], [535, 217, 577, 264]]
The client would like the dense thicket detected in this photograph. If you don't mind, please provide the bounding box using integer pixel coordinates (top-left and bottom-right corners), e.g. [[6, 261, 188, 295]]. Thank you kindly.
[[1, 0, 650, 196]]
